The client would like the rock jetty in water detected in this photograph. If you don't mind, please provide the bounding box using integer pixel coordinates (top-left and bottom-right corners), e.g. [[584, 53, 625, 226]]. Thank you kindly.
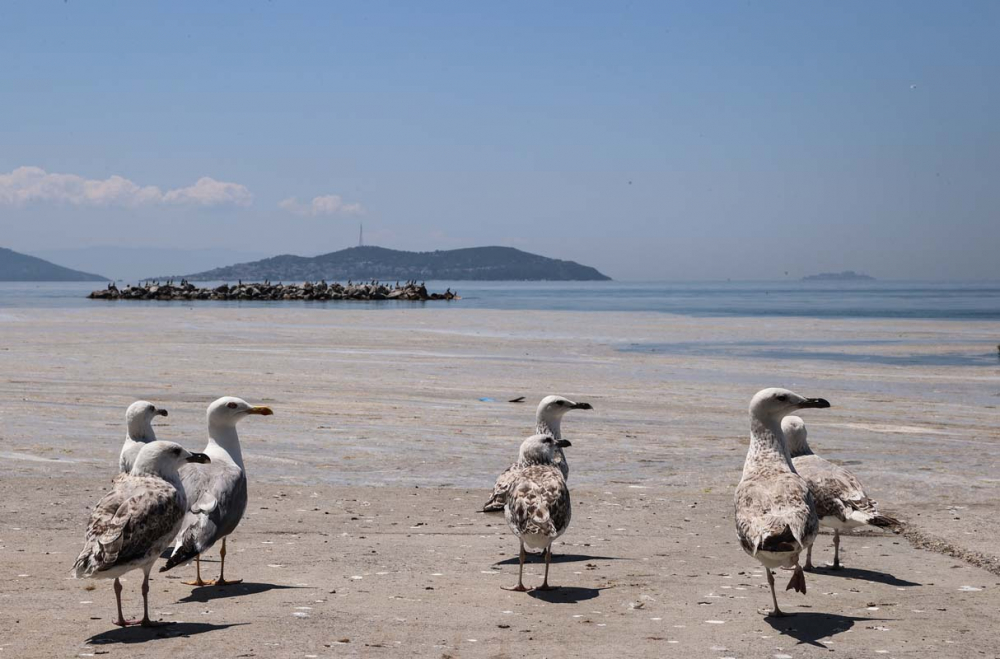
[[88, 280, 458, 302]]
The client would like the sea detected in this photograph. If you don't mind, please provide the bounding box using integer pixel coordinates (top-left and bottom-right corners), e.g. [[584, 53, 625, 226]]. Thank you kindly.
[[1, 280, 998, 319]]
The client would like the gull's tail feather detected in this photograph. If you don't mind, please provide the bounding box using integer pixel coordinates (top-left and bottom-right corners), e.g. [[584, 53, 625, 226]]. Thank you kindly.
[[524, 509, 557, 538], [160, 544, 198, 572], [71, 552, 96, 579], [161, 526, 207, 572], [868, 513, 902, 530], [481, 494, 505, 513], [758, 523, 800, 554]]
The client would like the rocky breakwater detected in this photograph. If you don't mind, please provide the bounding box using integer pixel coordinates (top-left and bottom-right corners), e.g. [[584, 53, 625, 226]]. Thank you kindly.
[[88, 280, 458, 302]]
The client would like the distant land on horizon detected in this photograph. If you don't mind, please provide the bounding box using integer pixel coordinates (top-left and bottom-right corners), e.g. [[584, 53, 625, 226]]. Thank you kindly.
[[0, 247, 106, 282], [168, 246, 611, 282], [802, 270, 876, 282], [30, 246, 271, 284]]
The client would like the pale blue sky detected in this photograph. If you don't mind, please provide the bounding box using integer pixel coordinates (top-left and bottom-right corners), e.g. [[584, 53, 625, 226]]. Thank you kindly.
[[1, 2, 998, 280]]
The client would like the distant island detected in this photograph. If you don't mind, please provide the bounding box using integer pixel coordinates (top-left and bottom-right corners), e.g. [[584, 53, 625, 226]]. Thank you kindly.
[[0, 247, 106, 282], [171, 246, 611, 282], [802, 270, 875, 282]]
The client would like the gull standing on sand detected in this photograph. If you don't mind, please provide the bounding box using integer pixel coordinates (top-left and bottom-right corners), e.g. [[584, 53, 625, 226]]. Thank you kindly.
[[503, 434, 572, 592], [783, 416, 901, 570], [735, 388, 829, 616], [73, 442, 210, 627], [119, 401, 169, 474], [482, 395, 592, 512], [161, 396, 273, 586]]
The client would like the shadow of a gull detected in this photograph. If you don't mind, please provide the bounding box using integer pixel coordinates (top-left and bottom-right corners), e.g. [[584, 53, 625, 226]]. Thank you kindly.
[[87, 622, 245, 645], [527, 586, 611, 604], [493, 554, 623, 566], [811, 565, 922, 587], [766, 613, 886, 648], [177, 582, 306, 603]]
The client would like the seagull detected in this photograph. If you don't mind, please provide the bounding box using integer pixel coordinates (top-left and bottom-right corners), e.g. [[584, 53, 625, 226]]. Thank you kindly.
[[735, 388, 829, 616], [73, 441, 210, 627], [783, 416, 901, 570], [482, 395, 592, 512], [161, 396, 273, 587], [119, 401, 169, 474], [502, 434, 572, 592]]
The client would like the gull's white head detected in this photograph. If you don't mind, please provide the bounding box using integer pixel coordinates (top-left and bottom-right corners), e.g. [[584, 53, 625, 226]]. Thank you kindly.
[[536, 395, 593, 425], [130, 440, 210, 478], [518, 433, 571, 466], [126, 400, 168, 440], [207, 396, 274, 427], [749, 387, 830, 422], [781, 415, 810, 456]]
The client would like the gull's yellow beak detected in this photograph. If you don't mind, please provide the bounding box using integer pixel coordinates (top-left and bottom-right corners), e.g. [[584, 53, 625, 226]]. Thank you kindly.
[[247, 406, 274, 416]]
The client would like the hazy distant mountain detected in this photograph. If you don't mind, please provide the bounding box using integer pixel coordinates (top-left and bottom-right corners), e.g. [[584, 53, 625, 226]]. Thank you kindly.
[[0, 247, 106, 281], [31, 246, 270, 283], [179, 246, 611, 282], [802, 270, 876, 282]]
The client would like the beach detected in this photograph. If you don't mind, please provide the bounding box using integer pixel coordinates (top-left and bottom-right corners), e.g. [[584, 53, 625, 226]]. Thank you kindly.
[[1, 306, 998, 657]]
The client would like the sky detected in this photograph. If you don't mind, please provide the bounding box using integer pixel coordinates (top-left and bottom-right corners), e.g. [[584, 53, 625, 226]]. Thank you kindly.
[[1, 1, 998, 281]]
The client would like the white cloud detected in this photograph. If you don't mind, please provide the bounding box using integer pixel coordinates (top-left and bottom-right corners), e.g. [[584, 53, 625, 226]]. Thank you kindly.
[[0, 166, 252, 208], [162, 176, 253, 207], [279, 194, 363, 217]]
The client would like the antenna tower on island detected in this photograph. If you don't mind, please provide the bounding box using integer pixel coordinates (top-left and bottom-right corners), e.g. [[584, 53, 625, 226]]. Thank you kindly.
[[359, 222, 364, 247]]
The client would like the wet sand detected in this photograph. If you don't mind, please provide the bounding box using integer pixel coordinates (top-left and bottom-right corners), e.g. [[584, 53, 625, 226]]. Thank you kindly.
[[0, 307, 998, 657]]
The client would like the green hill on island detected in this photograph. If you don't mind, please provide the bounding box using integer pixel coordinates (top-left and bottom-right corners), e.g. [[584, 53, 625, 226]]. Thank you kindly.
[[0, 247, 106, 282], [175, 246, 611, 282]]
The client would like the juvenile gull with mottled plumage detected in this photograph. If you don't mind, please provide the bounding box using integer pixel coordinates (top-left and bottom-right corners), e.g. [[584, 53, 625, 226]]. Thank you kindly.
[[119, 400, 169, 474], [73, 441, 210, 627], [735, 387, 828, 617], [783, 415, 901, 570], [482, 395, 591, 512], [161, 396, 273, 587], [502, 434, 572, 592]]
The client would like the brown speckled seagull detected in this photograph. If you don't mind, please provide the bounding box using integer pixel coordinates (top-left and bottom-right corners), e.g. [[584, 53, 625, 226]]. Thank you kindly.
[[783, 416, 901, 570], [482, 395, 591, 512], [73, 441, 210, 627], [735, 388, 829, 617], [503, 434, 572, 592]]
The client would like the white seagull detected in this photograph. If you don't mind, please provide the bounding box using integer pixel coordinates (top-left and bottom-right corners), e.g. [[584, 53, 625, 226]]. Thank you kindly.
[[735, 388, 828, 616], [482, 395, 592, 512], [73, 441, 210, 627], [503, 434, 572, 592], [783, 416, 901, 570], [119, 400, 169, 474], [161, 396, 272, 586]]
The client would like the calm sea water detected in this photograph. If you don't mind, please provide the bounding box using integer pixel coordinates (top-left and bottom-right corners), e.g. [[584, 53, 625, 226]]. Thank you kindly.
[[1, 280, 999, 320]]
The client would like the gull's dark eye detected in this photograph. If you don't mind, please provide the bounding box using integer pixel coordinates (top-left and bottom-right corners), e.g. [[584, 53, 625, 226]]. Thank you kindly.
[[227, 402, 238, 409], [776, 394, 788, 402], [172, 447, 181, 455], [556, 401, 565, 406], [148, 405, 155, 412], [543, 437, 553, 443]]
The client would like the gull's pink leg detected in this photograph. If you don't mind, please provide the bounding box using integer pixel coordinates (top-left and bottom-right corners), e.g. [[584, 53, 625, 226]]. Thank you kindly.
[[139, 569, 171, 627], [111, 578, 131, 627], [502, 542, 529, 592]]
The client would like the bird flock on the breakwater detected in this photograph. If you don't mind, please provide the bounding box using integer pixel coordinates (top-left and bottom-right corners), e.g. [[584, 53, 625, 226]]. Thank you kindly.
[[73, 388, 902, 627], [88, 279, 458, 301]]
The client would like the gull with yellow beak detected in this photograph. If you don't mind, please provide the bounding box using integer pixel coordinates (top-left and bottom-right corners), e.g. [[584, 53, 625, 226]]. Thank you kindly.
[[161, 396, 273, 586]]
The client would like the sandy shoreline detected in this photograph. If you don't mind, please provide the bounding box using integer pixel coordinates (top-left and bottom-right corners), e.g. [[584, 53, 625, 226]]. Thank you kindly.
[[0, 307, 998, 657]]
